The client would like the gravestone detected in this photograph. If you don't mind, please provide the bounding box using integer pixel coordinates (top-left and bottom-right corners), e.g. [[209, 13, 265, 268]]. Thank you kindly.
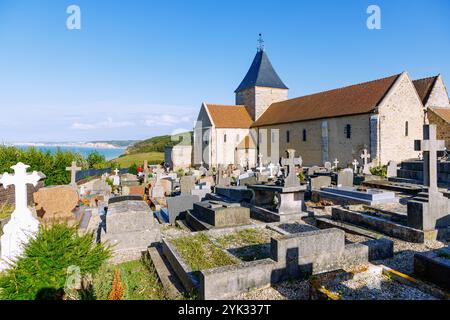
[[310, 176, 332, 190], [0, 163, 41, 270], [281, 149, 302, 188], [180, 176, 195, 195], [324, 162, 332, 171], [333, 158, 340, 171], [408, 124, 449, 231], [159, 177, 173, 196], [268, 163, 278, 178], [101, 200, 160, 262], [386, 161, 398, 178], [66, 161, 81, 190], [167, 195, 200, 224], [352, 159, 359, 174], [361, 149, 371, 175], [113, 168, 121, 186], [307, 166, 320, 176], [337, 168, 354, 187], [33, 185, 79, 225]]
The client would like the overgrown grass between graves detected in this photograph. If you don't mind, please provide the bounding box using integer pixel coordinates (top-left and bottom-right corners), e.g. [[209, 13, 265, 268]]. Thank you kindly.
[[171, 233, 238, 272], [0, 203, 14, 220]]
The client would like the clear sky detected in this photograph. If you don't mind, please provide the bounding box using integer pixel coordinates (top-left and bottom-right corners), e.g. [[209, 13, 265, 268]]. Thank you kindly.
[[0, 0, 449, 142]]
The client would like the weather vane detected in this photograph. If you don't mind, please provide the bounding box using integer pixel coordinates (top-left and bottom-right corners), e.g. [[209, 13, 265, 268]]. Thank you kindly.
[[257, 33, 264, 52]]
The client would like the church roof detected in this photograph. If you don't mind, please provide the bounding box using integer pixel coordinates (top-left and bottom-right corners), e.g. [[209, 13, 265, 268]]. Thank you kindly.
[[429, 107, 450, 125], [253, 73, 401, 127], [205, 104, 253, 128], [235, 50, 288, 93], [413, 76, 439, 105]]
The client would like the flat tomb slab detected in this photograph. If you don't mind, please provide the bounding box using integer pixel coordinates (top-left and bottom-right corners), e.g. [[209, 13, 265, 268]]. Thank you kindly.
[[190, 200, 251, 228], [414, 247, 450, 290], [318, 186, 397, 205]]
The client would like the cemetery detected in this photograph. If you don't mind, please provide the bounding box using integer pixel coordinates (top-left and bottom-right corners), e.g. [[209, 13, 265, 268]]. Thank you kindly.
[[0, 124, 449, 301]]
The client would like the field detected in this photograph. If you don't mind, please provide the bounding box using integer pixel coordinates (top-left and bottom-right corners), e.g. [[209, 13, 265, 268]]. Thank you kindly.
[[110, 152, 164, 167]]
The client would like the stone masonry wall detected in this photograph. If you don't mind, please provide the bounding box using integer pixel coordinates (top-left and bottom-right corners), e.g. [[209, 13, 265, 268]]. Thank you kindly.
[[426, 76, 450, 109], [378, 73, 424, 165], [0, 181, 45, 206], [428, 109, 450, 149], [236, 86, 288, 121]]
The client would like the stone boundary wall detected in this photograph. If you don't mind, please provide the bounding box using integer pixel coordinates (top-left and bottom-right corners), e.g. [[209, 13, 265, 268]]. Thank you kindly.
[[0, 181, 45, 206]]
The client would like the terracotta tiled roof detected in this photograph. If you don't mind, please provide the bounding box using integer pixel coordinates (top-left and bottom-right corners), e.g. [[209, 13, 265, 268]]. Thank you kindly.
[[413, 76, 439, 105], [205, 104, 253, 128], [253, 74, 401, 127], [429, 107, 450, 124]]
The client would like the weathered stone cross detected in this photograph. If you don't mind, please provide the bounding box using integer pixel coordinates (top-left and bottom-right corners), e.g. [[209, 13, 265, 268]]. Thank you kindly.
[[66, 161, 81, 189], [267, 163, 277, 178], [415, 124, 445, 193], [360, 149, 371, 166], [256, 154, 265, 173], [352, 159, 359, 173], [281, 149, 302, 188], [333, 158, 339, 170], [114, 168, 120, 176]]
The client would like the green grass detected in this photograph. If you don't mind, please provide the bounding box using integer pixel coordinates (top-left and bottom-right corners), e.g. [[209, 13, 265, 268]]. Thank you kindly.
[[110, 152, 164, 168], [215, 229, 271, 247], [171, 233, 238, 272], [93, 258, 167, 300], [126, 132, 192, 154]]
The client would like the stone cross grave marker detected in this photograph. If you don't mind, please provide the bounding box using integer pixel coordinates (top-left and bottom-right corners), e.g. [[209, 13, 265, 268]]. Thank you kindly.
[[324, 161, 332, 171], [333, 158, 339, 171], [66, 161, 81, 189], [0, 163, 41, 270], [113, 168, 121, 186], [352, 159, 359, 174], [143, 160, 149, 184], [361, 149, 371, 174], [281, 149, 302, 188], [268, 163, 277, 178], [414, 124, 446, 193], [256, 154, 265, 173]]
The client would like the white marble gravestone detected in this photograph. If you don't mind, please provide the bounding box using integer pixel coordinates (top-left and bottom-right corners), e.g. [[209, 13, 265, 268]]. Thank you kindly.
[[0, 163, 41, 270], [360, 149, 371, 175], [66, 161, 81, 190]]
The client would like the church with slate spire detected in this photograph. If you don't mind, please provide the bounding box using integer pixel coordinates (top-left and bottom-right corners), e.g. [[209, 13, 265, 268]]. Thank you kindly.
[[192, 37, 450, 169]]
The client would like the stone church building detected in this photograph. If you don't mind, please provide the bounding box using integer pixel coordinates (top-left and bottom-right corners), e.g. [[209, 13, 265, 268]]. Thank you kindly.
[[193, 47, 450, 168]]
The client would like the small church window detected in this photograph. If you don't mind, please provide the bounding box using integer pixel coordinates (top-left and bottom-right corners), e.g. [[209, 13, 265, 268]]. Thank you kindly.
[[405, 121, 409, 136], [302, 129, 307, 142], [224, 134, 227, 143], [286, 130, 290, 143], [345, 124, 351, 139]]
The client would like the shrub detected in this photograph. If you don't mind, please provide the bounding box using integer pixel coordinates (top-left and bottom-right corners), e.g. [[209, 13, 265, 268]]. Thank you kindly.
[[370, 165, 387, 178], [128, 163, 138, 175], [0, 224, 111, 300], [87, 151, 107, 169]]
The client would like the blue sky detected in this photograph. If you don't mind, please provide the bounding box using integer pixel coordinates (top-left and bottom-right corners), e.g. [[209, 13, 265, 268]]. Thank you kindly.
[[0, 0, 449, 142]]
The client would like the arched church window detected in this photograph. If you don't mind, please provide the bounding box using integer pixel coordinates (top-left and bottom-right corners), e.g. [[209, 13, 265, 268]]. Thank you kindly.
[[224, 134, 227, 143], [405, 121, 409, 136], [345, 124, 351, 139], [286, 130, 290, 143], [302, 129, 307, 142]]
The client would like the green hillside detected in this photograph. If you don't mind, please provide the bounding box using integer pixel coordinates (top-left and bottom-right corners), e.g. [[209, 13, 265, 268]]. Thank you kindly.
[[126, 132, 192, 155]]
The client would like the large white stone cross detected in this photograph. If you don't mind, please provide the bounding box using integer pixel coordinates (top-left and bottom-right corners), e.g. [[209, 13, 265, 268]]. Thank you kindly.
[[66, 161, 81, 189], [114, 168, 120, 176], [415, 124, 446, 193], [0, 162, 41, 270], [281, 149, 302, 188]]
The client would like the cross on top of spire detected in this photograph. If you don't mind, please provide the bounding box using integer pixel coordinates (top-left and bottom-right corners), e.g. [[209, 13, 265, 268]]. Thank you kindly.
[[257, 33, 265, 52]]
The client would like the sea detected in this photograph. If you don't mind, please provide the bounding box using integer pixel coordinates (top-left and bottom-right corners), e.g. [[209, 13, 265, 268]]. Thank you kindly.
[[15, 145, 126, 161]]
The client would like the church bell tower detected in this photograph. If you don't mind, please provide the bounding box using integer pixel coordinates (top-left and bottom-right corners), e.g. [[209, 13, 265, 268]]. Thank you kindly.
[[235, 35, 289, 121]]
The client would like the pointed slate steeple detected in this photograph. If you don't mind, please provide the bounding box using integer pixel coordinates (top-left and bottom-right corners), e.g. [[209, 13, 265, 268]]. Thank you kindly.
[[235, 49, 288, 93]]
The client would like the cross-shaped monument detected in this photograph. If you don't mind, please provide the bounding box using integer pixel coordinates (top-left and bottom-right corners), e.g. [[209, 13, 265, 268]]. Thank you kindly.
[[267, 163, 277, 178], [408, 124, 448, 231], [333, 158, 339, 171], [66, 161, 81, 189], [352, 159, 359, 174], [113, 168, 121, 187], [0, 162, 41, 270], [143, 160, 149, 184], [256, 154, 266, 173], [361, 149, 371, 174], [281, 149, 302, 188], [414, 124, 445, 193]]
